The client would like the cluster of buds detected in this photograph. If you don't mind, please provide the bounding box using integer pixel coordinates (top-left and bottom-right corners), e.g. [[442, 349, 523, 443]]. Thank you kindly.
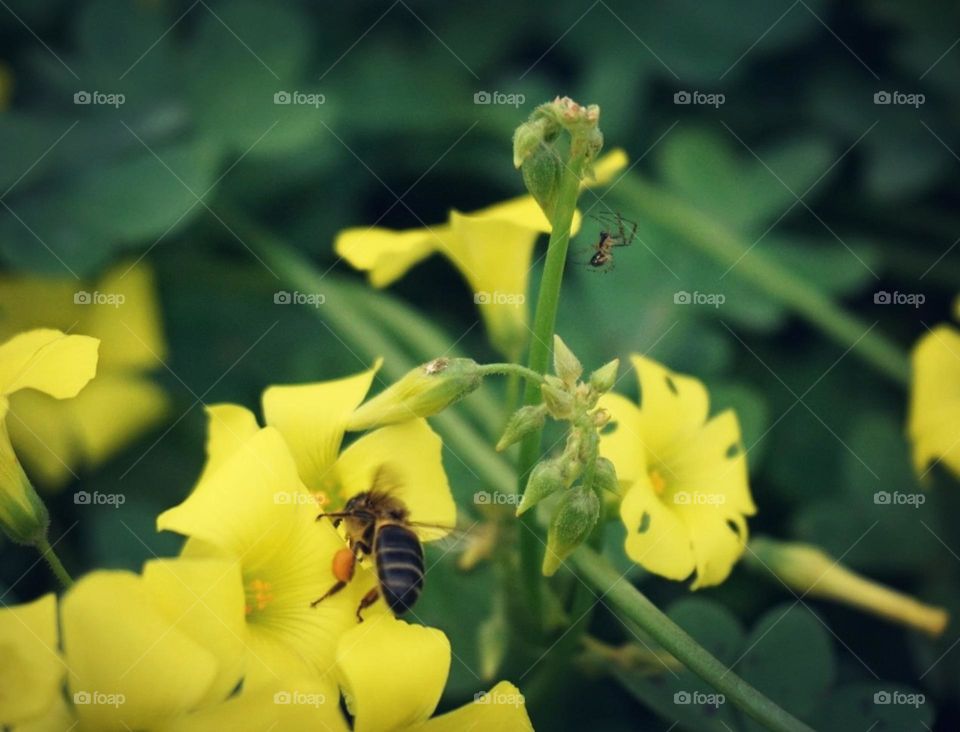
[[512, 96, 604, 221], [498, 336, 619, 575]]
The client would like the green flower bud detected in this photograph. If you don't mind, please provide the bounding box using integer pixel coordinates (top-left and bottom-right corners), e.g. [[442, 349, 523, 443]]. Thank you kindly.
[[512, 117, 552, 169], [0, 419, 49, 545], [496, 404, 548, 452], [553, 335, 582, 385], [748, 536, 948, 637], [541, 376, 574, 420], [517, 458, 565, 516], [521, 144, 562, 222], [591, 457, 619, 498], [543, 484, 600, 576], [347, 357, 482, 431], [589, 358, 619, 394]]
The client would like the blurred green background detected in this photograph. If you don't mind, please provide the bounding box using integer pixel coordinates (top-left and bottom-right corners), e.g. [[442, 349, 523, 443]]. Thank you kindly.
[[1, 1, 959, 729]]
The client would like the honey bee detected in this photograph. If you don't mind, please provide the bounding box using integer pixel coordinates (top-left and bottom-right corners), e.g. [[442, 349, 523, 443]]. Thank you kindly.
[[584, 210, 637, 272], [312, 467, 451, 622]]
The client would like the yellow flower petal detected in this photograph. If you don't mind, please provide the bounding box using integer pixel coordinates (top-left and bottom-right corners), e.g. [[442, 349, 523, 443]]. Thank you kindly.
[[597, 392, 646, 487], [0, 594, 62, 727], [418, 681, 534, 732], [334, 419, 456, 530], [679, 506, 749, 589], [0, 398, 51, 543], [336, 617, 450, 732], [8, 374, 168, 489], [619, 476, 696, 581], [141, 558, 247, 707], [335, 227, 444, 288], [11, 696, 76, 732], [908, 324, 960, 478], [159, 678, 349, 732], [0, 329, 99, 400], [631, 354, 709, 460], [586, 148, 629, 188], [81, 263, 167, 369], [197, 404, 261, 483], [262, 363, 380, 493], [61, 571, 219, 731]]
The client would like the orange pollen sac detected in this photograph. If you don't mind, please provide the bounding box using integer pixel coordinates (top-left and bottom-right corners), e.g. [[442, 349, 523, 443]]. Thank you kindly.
[[245, 579, 274, 615], [648, 469, 667, 496], [312, 491, 331, 508], [332, 547, 356, 583]]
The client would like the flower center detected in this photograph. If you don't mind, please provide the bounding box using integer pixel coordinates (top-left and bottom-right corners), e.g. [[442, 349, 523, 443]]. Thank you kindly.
[[245, 578, 274, 616], [648, 468, 668, 497]]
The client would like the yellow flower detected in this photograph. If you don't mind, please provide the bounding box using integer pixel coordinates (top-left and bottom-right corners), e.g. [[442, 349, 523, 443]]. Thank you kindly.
[[0, 594, 61, 726], [0, 263, 168, 489], [908, 324, 960, 479], [335, 150, 628, 357], [335, 616, 533, 732], [599, 355, 756, 588], [0, 329, 99, 542], [159, 364, 455, 689], [3, 564, 346, 732]]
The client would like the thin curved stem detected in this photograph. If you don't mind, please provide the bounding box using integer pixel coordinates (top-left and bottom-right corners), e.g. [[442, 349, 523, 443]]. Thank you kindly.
[[571, 546, 815, 732], [35, 537, 73, 589], [477, 363, 546, 384], [516, 157, 586, 629]]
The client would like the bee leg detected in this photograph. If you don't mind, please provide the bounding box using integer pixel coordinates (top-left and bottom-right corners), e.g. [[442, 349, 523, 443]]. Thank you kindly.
[[356, 588, 380, 622], [311, 580, 347, 608]]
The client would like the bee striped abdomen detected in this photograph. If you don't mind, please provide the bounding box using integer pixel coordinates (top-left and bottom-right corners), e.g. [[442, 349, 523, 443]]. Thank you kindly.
[[375, 523, 424, 614]]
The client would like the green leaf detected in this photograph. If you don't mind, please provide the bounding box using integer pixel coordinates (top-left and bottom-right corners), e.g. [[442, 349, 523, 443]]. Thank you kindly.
[[814, 683, 933, 732]]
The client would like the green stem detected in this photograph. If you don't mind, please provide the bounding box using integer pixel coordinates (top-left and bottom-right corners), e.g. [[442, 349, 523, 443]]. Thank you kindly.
[[516, 157, 586, 629], [571, 546, 815, 732], [612, 174, 910, 386], [34, 537, 73, 589], [477, 363, 546, 384]]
